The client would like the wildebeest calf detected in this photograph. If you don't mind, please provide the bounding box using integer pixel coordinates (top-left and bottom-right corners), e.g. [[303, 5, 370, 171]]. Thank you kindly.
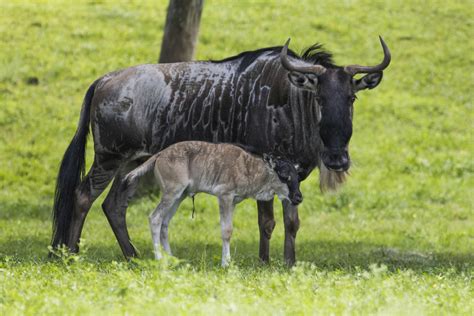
[[124, 141, 302, 266]]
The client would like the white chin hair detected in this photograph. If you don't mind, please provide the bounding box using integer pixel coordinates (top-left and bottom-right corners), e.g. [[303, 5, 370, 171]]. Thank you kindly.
[[319, 163, 348, 193]]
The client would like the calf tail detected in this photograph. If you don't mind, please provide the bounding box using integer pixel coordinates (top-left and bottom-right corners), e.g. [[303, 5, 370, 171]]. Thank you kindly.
[[124, 154, 159, 185]]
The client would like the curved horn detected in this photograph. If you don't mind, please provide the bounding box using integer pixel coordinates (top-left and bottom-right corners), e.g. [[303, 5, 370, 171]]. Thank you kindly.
[[344, 36, 391, 76], [280, 38, 326, 75]]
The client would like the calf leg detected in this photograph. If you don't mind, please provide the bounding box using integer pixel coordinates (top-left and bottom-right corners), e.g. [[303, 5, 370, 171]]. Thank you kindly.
[[149, 193, 183, 260], [149, 202, 168, 260], [282, 200, 300, 266], [159, 196, 184, 256], [160, 216, 172, 255], [219, 196, 234, 267], [257, 200, 276, 263]]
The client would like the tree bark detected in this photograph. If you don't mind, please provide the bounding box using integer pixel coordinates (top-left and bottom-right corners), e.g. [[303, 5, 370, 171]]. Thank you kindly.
[[135, 1, 204, 199], [159, 0, 204, 63]]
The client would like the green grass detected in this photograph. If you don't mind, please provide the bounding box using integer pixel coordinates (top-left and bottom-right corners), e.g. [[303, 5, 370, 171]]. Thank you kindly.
[[0, 0, 472, 314]]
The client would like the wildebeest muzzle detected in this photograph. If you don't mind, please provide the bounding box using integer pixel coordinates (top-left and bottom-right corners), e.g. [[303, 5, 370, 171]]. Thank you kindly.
[[321, 148, 350, 172]]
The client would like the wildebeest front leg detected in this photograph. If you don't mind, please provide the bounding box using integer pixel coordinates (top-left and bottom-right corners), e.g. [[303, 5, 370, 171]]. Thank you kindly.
[[257, 200, 276, 263], [282, 200, 300, 266], [219, 196, 234, 267]]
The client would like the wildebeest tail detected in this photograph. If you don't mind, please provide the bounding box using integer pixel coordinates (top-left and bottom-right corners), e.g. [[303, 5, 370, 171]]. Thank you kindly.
[[51, 80, 98, 250], [124, 154, 159, 185]]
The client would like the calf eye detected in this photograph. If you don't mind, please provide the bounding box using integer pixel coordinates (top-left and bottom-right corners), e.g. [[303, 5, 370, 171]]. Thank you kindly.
[[278, 171, 290, 180]]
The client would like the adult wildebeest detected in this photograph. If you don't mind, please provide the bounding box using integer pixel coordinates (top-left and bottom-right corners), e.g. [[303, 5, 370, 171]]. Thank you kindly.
[[51, 36, 390, 265], [123, 141, 303, 266]]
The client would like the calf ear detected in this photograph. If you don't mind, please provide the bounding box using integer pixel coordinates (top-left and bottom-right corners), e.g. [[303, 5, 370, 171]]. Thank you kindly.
[[293, 164, 302, 177], [354, 72, 383, 91], [263, 154, 275, 168], [288, 72, 318, 90]]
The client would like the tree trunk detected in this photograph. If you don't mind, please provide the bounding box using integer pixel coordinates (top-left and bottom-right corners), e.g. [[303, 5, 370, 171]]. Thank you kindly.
[[159, 0, 204, 63], [135, 0, 204, 199]]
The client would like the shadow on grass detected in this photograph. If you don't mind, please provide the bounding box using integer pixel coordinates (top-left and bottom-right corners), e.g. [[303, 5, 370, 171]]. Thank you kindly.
[[1, 235, 472, 274], [170, 239, 473, 273], [1, 199, 471, 273]]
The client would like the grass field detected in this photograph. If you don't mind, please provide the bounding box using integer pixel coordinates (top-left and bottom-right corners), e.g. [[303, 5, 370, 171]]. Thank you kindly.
[[0, 0, 472, 314]]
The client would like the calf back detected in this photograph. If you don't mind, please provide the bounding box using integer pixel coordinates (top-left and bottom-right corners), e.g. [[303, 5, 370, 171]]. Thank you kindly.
[[155, 141, 274, 198]]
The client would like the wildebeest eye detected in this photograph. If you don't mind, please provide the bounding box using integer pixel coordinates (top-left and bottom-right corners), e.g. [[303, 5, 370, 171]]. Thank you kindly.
[[349, 96, 357, 103], [296, 77, 306, 85]]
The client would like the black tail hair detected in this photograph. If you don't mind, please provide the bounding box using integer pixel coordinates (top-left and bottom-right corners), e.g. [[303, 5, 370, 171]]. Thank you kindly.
[[50, 80, 98, 249]]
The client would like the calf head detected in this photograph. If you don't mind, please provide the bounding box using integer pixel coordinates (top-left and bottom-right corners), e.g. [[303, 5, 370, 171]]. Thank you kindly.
[[265, 155, 303, 205]]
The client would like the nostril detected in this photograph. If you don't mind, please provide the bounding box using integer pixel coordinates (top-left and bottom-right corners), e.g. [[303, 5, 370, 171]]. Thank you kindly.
[[292, 195, 303, 205]]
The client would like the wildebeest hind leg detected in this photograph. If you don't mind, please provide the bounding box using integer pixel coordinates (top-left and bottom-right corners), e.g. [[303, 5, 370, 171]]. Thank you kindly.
[[68, 159, 117, 253], [282, 200, 300, 267], [102, 173, 140, 259], [257, 200, 276, 263]]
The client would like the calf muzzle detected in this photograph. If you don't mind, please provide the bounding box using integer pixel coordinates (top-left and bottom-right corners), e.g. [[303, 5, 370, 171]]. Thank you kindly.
[[289, 191, 303, 205]]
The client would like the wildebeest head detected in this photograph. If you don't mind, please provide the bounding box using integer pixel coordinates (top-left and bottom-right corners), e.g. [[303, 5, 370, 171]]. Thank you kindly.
[[280, 37, 391, 172], [271, 158, 303, 205]]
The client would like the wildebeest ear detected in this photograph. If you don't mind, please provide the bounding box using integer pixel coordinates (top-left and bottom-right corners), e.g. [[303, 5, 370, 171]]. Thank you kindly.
[[288, 72, 318, 90], [354, 72, 383, 91]]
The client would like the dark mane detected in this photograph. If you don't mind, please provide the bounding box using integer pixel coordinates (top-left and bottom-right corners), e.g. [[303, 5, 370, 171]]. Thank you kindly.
[[210, 42, 336, 72], [211, 46, 298, 73], [301, 43, 335, 68]]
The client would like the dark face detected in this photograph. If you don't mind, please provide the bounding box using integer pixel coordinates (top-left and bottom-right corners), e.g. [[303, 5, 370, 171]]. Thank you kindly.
[[288, 69, 383, 171], [317, 69, 354, 171], [273, 159, 303, 205]]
